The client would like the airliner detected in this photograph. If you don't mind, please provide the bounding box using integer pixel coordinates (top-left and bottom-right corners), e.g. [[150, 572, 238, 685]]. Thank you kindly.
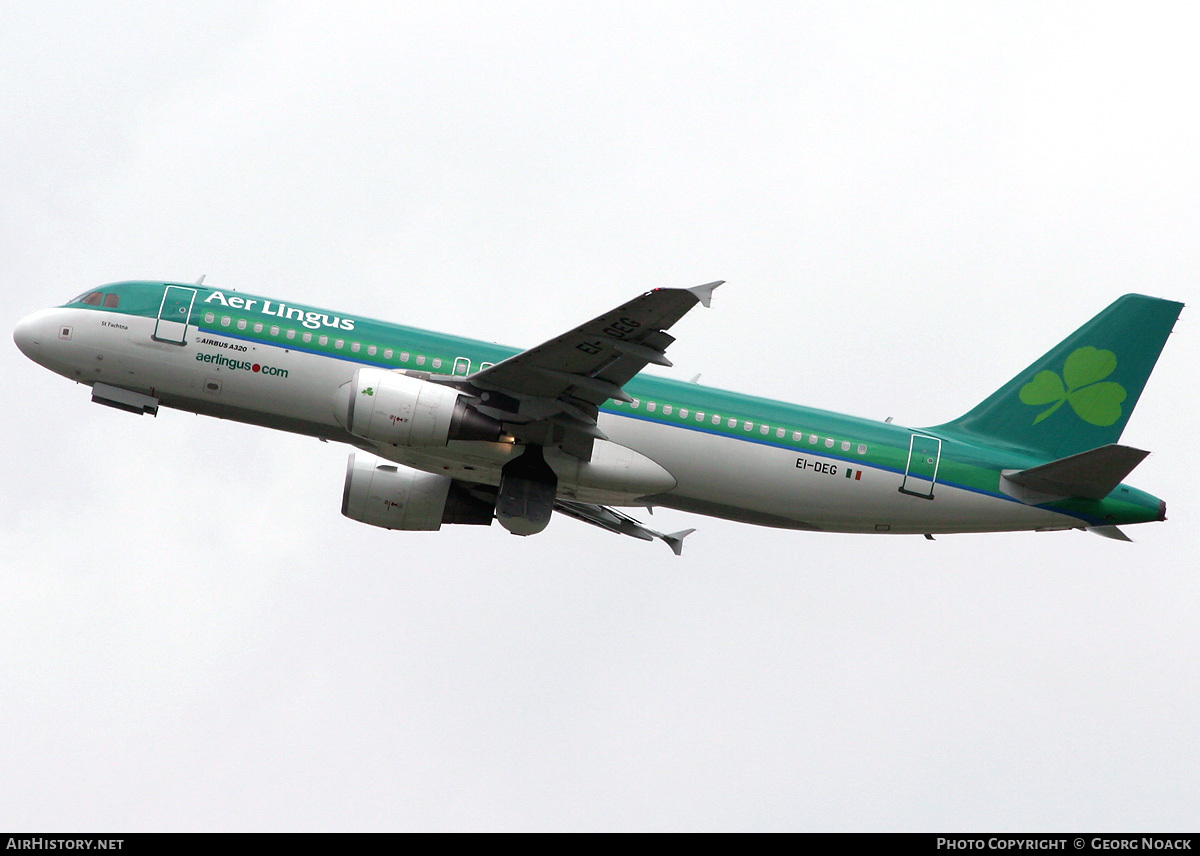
[[13, 280, 1182, 553]]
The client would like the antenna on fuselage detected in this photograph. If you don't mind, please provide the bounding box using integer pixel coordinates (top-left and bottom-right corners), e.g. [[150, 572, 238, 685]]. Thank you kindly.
[[194, 275, 206, 285]]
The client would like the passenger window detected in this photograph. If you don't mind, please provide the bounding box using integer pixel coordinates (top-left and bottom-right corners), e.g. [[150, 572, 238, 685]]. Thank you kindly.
[[712, 415, 721, 425], [400, 352, 410, 362], [367, 345, 376, 356], [679, 408, 689, 418], [696, 412, 704, 421], [335, 339, 344, 349], [103, 293, 120, 308], [204, 312, 215, 323], [825, 437, 834, 448], [253, 322, 263, 333], [841, 441, 851, 452], [268, 326, 278, 336], [663, 405, 673, 416], [383, 348, 393, 359], [81, 292, 102, 306], [793, 431, 802, 441], [319, 335, 329, 346], [221, 316, 231, 327], [762, 425, 770, 435], [630, 399, 639, 409], [744, 422, 753, 431], [416, 355, 425, 365], [647, 402, 656, 412], [809, 434, 818, 444], [480, 362, 494, 370], [286, 329, 296, 340], [776, 427, 784, 438], [302, 332, 312, 343], [432, 358, 442, 369], [857, 444, 867, 455], [237, 319, 247, 330]]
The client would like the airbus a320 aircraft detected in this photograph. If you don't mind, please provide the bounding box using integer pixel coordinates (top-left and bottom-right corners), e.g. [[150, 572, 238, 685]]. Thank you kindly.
[[14, 281, 1182, 553]]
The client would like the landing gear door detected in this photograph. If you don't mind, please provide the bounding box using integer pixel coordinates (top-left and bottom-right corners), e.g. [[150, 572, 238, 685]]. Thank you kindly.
[[154, 286, 197, 345], [900, 434, 942, 499]]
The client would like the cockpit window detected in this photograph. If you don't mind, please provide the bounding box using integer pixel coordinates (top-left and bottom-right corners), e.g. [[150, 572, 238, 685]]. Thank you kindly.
[[79, 292, 103, 306], [103, 293, 119, 308]]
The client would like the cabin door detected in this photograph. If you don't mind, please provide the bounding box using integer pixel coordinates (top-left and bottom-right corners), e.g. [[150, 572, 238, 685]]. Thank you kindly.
[[153, 286, 197, 345], [900, 434, 942, 499]]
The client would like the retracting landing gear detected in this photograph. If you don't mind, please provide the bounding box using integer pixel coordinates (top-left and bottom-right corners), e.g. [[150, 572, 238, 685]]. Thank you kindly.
[[497, 444, 557, 536]]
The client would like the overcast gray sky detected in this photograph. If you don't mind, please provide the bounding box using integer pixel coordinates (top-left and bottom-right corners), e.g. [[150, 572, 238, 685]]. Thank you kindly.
[[2, 1, 1198, 831]]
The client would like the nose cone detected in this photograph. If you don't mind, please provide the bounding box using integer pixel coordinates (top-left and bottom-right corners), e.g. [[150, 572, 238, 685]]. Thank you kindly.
[[13, 311, 43, 360], [14, 308, 63, 368]]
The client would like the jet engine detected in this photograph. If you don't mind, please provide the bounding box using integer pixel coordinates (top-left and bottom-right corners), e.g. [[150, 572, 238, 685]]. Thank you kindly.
[[335, 368, 502, 447], [342, 452, 495, 530]]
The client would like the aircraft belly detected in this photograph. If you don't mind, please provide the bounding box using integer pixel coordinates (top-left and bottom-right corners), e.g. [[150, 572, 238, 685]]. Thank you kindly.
[[600, 413, 1080, 534]]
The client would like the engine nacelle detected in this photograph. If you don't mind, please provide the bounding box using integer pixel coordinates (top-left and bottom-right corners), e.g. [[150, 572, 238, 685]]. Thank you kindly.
[[341, 453, 494, 530], [335, 367, 502, 447]]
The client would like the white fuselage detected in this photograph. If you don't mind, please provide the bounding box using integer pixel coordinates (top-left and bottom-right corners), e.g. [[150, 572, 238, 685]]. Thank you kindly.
[[15, 304, 1081, 536]]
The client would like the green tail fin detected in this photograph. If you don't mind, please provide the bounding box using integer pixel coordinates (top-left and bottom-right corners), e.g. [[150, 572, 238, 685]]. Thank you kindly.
[[932, 294, 1183, 460]]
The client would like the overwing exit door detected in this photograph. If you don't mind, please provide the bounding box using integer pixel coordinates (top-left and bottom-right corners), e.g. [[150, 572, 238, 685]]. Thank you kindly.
[[899, 434, 942, 499], [153, 286, 197, 345]]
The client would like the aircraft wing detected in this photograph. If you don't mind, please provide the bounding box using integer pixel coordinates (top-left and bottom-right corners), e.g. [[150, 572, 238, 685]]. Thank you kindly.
[[466, 281, 722, 456], [555, 499, 696, 556]]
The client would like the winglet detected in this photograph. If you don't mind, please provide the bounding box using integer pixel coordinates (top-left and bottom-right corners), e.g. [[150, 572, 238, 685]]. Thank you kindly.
[[661, 528, 697, 556], [687, 281, 724, 309]]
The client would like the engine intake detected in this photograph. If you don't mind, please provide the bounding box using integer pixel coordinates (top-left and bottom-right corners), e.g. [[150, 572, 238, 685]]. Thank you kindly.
[[336, 368, 502, 446], [342, 453, 494, 530]]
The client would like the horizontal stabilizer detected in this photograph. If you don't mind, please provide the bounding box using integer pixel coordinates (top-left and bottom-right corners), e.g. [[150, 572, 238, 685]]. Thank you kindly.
[[1089, 525, 1133, 542], [1004, 443, 1149, 500]]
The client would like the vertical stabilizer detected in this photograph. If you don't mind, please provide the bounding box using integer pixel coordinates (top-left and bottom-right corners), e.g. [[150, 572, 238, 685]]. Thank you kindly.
[[932, 294, 1182, 460]]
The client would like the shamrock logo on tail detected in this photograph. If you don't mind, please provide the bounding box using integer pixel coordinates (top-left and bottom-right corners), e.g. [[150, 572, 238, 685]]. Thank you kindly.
[[1019, 346, 1127, 427]]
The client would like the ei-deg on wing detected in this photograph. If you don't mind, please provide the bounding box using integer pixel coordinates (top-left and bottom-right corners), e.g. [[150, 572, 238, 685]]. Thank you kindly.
[[466, 281, 722, 458]]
